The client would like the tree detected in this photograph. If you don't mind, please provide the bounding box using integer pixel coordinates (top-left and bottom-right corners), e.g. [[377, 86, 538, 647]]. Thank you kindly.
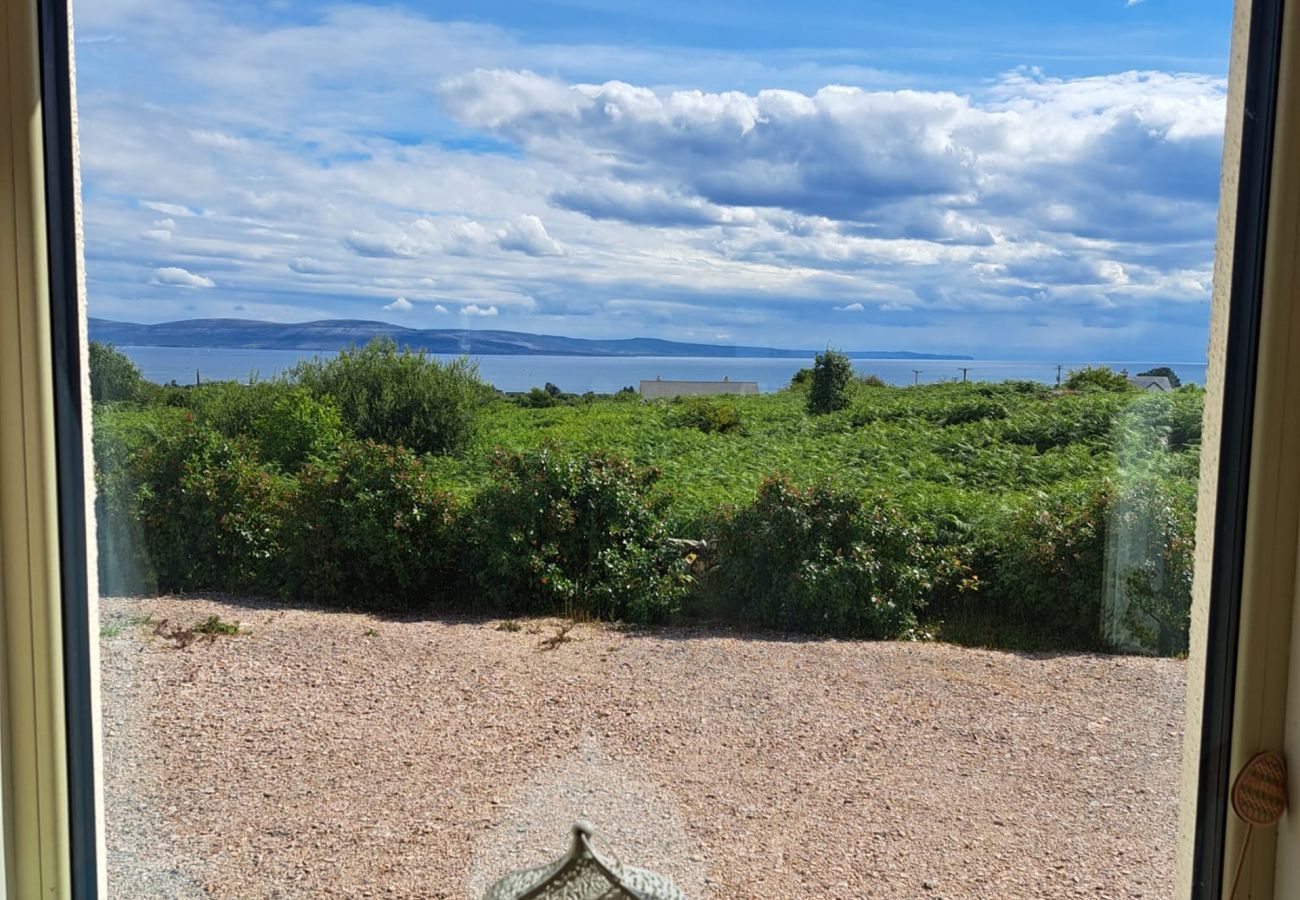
[[1064, 365, 1133, 393], [807, 348, 854, 414], [89, 341, 147, 402], [1137, 366, 1182, 389]]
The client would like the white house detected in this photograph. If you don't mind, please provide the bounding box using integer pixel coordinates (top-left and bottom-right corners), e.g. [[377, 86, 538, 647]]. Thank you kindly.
[[639, 375, 759, 399]]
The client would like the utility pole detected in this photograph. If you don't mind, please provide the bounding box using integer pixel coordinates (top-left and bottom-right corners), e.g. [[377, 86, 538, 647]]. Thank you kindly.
[[959, 367, 970, 383], [912, 369, 921, 386], [1055, 364, 1063, 387], [196, 368, 201, 386]]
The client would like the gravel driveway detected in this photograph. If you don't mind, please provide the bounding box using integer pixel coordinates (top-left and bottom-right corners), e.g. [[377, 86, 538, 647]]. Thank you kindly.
[[100, 595, 1186, 899]]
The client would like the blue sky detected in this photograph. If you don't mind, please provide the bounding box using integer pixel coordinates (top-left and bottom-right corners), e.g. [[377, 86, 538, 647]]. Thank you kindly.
[[75, 0, 1233, 358]]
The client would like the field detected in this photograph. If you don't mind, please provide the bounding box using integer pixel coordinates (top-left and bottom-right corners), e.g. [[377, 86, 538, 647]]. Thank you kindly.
[[92, 343, 1202, 655]]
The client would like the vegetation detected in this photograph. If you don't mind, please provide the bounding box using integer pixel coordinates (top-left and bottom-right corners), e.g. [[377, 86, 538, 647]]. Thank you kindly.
[[289, 338, 491, 455], [1064, 365, 1134, 393], [471, 447, 688, 622], [280, 440, 465, 611], [709, 476, 942, 639], [90, 341, 1202, 655], [668, 397, 744, 434], [90, 342, 150, 403], [807, 347, 854, 414]]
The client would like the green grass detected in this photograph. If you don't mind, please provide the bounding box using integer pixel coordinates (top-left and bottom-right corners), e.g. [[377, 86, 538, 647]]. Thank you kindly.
[[192, 615, 239, 636], [100, 613, 156, 639]]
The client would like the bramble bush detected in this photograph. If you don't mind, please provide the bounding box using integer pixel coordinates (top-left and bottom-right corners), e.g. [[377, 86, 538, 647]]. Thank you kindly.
[[280, 440, 464, 610], [134, 421, 289, 593], [471, 447, 689, 622], [290, 338, 490, 456], [709, 475, 941, 639]]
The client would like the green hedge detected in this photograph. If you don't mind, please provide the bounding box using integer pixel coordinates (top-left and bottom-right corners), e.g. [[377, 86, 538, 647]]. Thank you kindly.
[[709, 476, 941, 639], [471, 447, 688, 621], [279, 440, 465, 610]]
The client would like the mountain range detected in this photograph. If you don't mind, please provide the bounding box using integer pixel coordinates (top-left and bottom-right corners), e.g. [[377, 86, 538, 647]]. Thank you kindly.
[[88, 317, 973, 360]]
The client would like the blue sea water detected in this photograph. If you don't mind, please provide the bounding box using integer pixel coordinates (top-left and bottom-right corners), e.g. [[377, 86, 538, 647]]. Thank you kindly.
[[116, 345, 1208, 394]]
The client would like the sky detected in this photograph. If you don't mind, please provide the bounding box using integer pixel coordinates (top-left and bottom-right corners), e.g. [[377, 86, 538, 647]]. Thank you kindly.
[[74, 0, 1234, 359]]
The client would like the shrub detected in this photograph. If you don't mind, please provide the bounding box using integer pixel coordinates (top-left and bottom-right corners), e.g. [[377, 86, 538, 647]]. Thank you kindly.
[[857, 373, 887, 388], [1115, 477, 1196, 656], [669, 397, 743, 434], [807, 348, 853, 414], [1064, 366, 1133, 393], [984, 486, 1110, 649], [471, 447, 688, 621], [289, 338, 490, 456], [255, 386, 345, 471], [92, 405, 189, 594], [710, 476, 938, 638], [280, 440, 464, 610], [516, 386, 561, 408], [173, 381, 345, 471], [89, 342, 148, 403], [134, 421, 289, 593], [788, 367, 813, 391]]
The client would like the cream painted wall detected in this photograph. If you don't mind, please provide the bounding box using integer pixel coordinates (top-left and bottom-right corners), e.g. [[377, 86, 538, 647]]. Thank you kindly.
[[1174, 0, 1250, 892]]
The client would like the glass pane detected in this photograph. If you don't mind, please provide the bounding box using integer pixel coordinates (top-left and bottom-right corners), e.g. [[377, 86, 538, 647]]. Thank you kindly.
[[80, 0, 1229, 895]]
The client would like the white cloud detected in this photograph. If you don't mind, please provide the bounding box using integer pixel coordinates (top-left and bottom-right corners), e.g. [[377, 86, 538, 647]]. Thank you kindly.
[[434, 304, 449, 314], [190, 129, 252, 150], [1126, 0, 1146, 7], [439, 69, 586, 129], [344, 229, 422, 259], [72, 3, 1227, 357], [835, 302, 866, 312], [497, 214, 563, 256], [383, 296, 413, 311], [150, 266, 214, 288], [142, 200, 195, 217], [445, 220, 495, 256], [288, 256, 338, 275]]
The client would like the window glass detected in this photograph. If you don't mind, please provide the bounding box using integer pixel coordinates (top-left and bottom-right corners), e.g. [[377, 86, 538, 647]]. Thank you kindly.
[[80, 1, 1229, 895]]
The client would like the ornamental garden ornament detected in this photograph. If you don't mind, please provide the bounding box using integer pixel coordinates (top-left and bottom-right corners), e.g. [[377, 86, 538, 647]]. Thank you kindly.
[[483, 821, 687, 900]]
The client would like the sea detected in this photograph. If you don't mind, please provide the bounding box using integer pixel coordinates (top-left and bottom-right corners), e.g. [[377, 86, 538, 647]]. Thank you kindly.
[[116, 346, 1209, 394]]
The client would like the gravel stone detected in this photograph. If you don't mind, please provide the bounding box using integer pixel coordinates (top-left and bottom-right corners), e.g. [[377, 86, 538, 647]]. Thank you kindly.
[[101, 595, 1187, 899]]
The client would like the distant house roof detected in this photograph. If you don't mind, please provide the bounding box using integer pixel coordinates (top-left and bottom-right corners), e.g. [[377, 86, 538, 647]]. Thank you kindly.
[[1128, 375, 1174, 392], [639, 376, 759, 398]]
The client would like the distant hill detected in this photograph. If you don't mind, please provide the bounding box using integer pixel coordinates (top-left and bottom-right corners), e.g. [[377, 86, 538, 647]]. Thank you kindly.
[[88, 317, 973, 361]]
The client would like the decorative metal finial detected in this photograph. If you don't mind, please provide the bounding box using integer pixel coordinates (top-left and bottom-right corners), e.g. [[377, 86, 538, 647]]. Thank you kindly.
[[482, 821, 687, 899]]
